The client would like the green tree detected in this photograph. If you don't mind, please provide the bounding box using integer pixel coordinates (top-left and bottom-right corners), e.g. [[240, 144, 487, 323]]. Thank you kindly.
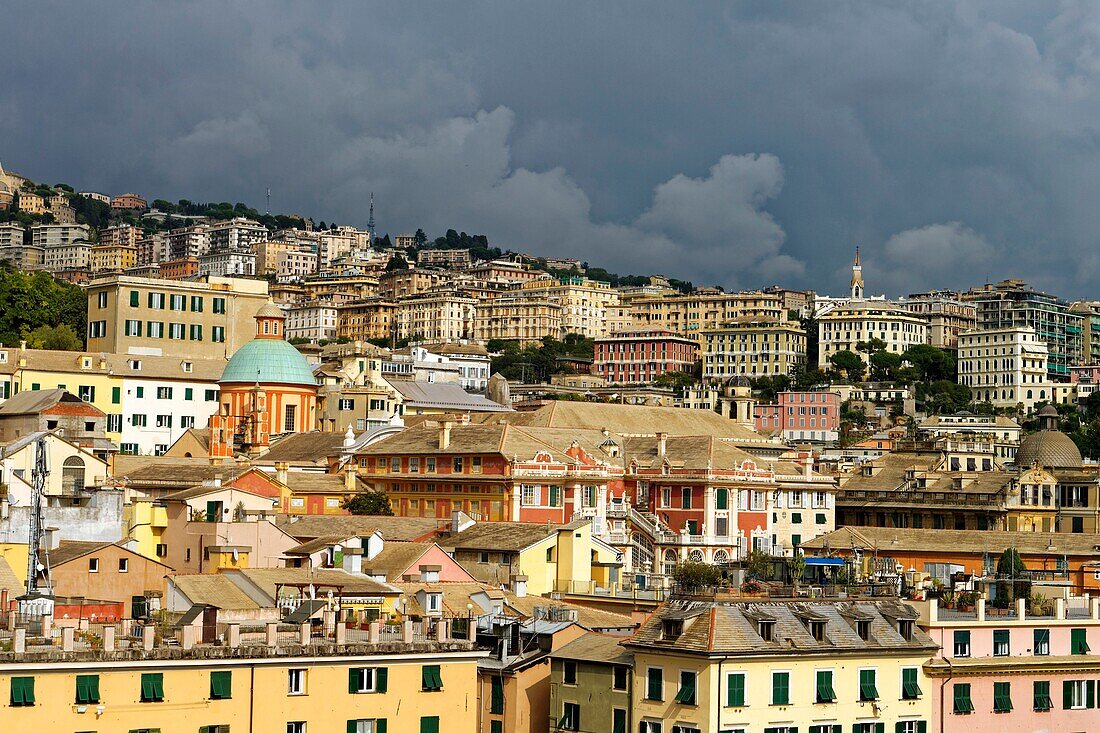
[[902, 344, 957, 383], [384, 254, 409, 271], [414, 228, 428, 247], [342, 490, 395, 516], [671, 560, 722, 590], [828, 350, 865, 381], [869, 350, 902, 381], [26, 324, 82, 350], [993, 548, 1030, 608], [653, 371, 696, 393]]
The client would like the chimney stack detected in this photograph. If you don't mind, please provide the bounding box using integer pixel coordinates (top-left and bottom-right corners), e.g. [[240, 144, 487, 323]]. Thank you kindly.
[[439, 421, 453, 450], [656, 432, 668, 458], [275, 461, 289, 486], [344, 462, 358, 492]]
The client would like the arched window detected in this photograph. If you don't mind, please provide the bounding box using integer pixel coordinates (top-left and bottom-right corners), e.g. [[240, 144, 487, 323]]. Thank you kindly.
[[662, 549, 677, 576], [688, 549, 704, 562], [713, 549, 729, 565], [1027, 389, 1033, 400], [62, 456, 86, 494]]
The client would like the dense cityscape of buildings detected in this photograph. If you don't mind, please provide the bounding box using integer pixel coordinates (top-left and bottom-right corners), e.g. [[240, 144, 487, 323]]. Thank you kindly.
[[4, 161, 1100, 731]]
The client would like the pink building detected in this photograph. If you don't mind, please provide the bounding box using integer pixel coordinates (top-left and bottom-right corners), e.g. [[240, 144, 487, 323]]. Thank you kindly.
[[922, 596, 1100, 733], [754, 390, 840, 442], [593, 329, 697, 384], [1070, 364, 1100, 383]]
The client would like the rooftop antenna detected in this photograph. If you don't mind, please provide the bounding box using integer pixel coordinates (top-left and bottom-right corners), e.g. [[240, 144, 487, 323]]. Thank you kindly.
[[25, 435, 52, 598], [367, 192, 376, 243], [266, 187, 271, 215]]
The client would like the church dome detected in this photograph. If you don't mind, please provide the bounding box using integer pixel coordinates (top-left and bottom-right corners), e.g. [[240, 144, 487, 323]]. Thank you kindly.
[[220, 303, 315, 387], [1016, 430, 1082, 469]]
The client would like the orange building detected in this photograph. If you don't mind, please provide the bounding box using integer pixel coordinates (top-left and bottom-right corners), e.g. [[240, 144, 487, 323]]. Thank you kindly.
[[210, 304, 317, 457]]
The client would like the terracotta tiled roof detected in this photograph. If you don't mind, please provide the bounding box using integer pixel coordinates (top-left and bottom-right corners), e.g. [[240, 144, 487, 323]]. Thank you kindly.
[[256, 432, 347, 465], [550, 632, 634, 665], [275, 515, 446, 542], [171, 573, 261, 610], [801, 525, 1100, 557]]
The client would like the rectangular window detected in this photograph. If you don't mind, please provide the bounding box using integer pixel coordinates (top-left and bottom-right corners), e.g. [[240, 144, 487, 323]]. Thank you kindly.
[[75, 674, 100, 703], [212, 326, 225, 342], [169, 294, 185, 310], [646, 667, 663, 701], [287, 723, 306, 733], [9, 676, 34, 706], [287, 668, 306, 695], [284, 403, 297, 432], [563, 661, 577, 685], [953, 683, 974, 714], [1034, 680, 1052, 711], [140, 672, 164, 702], [156, 415, 172, 428], [681, 487, 691, 509], [994, 681, 1012, 713], [130, 290, 140, 307], [772, 671, 790, 705], [213, 297, 226, 314], [1072, 628, 1090, 655], [993, 629, 1010, 656], [559, 702, 580, 731], [210, 671, 232, 699], [131, 414, 147, 427], [1064, 679, 1095, 709], [190, 324, 203, 341], [727, 672, 746, 706], [78, 385, 95, 402], [859, 669, 878, 701], [953, 629, 971, 657], [1033, 628, 1050, 655], [191, 295, 203, 312], [815, 669, 835, 703], [674, 670, 697, 705], [612, 708, 627, 733], [490, 675, 504, 713], [118, 558, 129, 573], [420, 717, 440, 733], [89, 558, 99, 573], [613, 666, 628, 691], [348, 667, 387, 694], [902, 667, 922, 700], [205, 389, 218, 401], [125, 319, 142, 336], [421, 665, 443, 691], [169, 322, 185, 340], [346, 721, 383, 733]]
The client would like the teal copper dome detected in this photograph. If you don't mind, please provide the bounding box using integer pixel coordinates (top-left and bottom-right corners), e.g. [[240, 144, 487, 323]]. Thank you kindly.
[[220, 338, 316, 387]]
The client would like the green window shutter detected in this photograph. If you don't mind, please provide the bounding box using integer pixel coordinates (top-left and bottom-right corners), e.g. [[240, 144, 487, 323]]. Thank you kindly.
[[875, 725, 884, 733], [76, 674, 100, 703], [10, 676, 33, 706], [1034, 628, 1050, 654], [422, 665, 442, 690], [895, 724, 905, 733], [1073, 628, 1090, 654], [376, 667, 387, 693], [916, 722, 926, 733], [491, 722, 503, 733], [612, 709, 626, 733], [954, 683, 973, 713], [994, 681, 1012, 712], [130, 290, 139, 307], [112, 386, 121, 404], [1064, 680, 1074, 709], [647, 668, 662, 700], [348, 668, 362, 693], [816, 669, 835, 702], [816, 513, 827, 524], [728, 672, 745, 706], [1034, 680, 1052, 711], [347, 722, 359, 733], [675, 671, 696, 704], [549, 485, 560, 506], [1088, 679, 1096, 708], [792, 512, 802, 524], [716, 489, 728, 510], [859, 669, 878, 701], [377, 720, 387, 733], [141, 672, 164, 702], [420, 716, 440, 733], [491, 676, 504, 713], [902, 668, 922, 699], [210, 671, 231, 699], [773, 671, 790, 705]]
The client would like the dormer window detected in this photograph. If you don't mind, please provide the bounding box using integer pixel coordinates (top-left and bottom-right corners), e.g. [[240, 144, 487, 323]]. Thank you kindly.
[[856, 619, 871, 641], [808, 620, 827, 641], [661, 618, 684, 641], [128, 359, 142, 370], [758, 620, 775, 642], [898, 619, 913, 641], [426, 592, 442, 614], [81, 357, 92, 369], [182, 361, 193, 373]]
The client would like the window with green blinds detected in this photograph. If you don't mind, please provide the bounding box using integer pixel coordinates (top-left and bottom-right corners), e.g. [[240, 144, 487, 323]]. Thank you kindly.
[[9, 676, 33, 706], [647, 668, 663, 701], [612, 708, 627, 733], [810, 726, 843, 733], [491, 721, 503, 733], [1072, 628, 1091, 655], [902, 668, 922, 700], [1034, 680, 1052, 711], [993, 629, 1010, 656], [674, 671, 696, 704], [816, 669, 836, 702], [772, 671, 790, 705], [421, 665, 442, 691], [1034, 628, 1050, 655], [75, 674, 100, 704], [210, 671, 231, 699], [993, 682, 1012, 713], [859, 669, 878, 701], [727, 672, 745, 706], [420, 716, 440, 733], [490, 676, 504, 713], [953, 683, 974, 713], [347, 720, 386, 733], [140, 673, 164, 702], [894, 724, 926, 733]]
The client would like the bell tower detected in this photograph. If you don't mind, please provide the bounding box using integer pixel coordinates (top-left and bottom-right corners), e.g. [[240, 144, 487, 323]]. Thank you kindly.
[[850, 246, 864, 300]]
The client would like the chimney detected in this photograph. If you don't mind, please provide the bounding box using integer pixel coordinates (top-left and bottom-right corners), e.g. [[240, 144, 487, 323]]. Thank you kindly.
[[275, 461, 289, 486], [803, 451, 813, 479], [342, 547, 363, 574], [439, 421, 453, 450], [344, 462, 358, 492], [656, 432, 668, 458], [511, 574, 528, 598]]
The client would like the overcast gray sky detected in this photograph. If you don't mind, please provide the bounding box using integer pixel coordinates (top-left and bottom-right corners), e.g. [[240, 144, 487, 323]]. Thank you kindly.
[[3, 2, 1099, 296]]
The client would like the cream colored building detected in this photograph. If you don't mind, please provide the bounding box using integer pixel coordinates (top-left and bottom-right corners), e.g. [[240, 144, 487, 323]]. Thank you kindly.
[[99, 223, 141, 249], [30, 222, 90, 248], [901, 290, 977, 349], [44, 240, 92, 272], [275, 247, 318, 281], [90, 243, 139, 273], [85, 274, 271, 359], [337, 298, 398, 342], [379, 268, 446, 299], [0, 224, 39, 270], [396, 290, 476, 342], [514, 275, 620, 337], [702, 316, 807, 379], [286, 303, 339, 342], [16, 191, 45, 214], [255, 238, 305, 274], [629, 290, 786, 344], [136, 231, 169, 265], [818, 301, 927, 368], [474, 295, 563, 344], [958, 326, 1053, 413]]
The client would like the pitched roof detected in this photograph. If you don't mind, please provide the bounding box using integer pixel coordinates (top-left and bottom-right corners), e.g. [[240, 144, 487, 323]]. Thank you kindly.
[[264, 470, 355, 495], [255, 432, 347, 465], [361, 542, 436, 581], [113, 458, 250, 489], [0, 556, 22, 596], [626, 599, 934, 655], [0, 388, 94, 416], [233, 568, 397, 599], [276, 515, 446, 542], [801, 526, 1100, 557], [47, 540, 114, 566], [550, 632, 634, 665], [170, 573, 261, 610], [160, 483, 276, 503], [285, 535, 351, 556], [504, 593, 637, 631], [443, 522, 563, 552], [500, 401, 767, 441], [106, 353, 225, 381], [385, 379, 512, 412]]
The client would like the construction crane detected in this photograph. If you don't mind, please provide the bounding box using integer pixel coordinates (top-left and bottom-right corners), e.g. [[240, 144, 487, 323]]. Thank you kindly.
[[24, 435, 51, 598]]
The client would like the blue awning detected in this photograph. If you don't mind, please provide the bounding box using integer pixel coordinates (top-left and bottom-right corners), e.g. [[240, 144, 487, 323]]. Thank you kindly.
[[805, 557, 847, 567]]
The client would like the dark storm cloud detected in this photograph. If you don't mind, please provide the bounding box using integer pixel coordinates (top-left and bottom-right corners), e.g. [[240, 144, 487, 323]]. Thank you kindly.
[[4, 2, 1100, 296]]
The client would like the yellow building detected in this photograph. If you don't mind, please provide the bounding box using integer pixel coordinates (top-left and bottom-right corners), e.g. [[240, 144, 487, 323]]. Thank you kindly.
[[702, 316, 807, 379], [473, 294, 563, 344], [624, 599, 937, 733], [89, 242, 139, 273], [0, 633, 484, 733], [395, 290, 477, 342], [629, 290, 786, 344], [515, 275, 621, 338]]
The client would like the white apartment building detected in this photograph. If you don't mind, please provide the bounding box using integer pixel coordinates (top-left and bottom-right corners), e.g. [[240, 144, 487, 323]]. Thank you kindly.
[[513, 275, 620, 338], [44, 241, 92, 272], [0, 223, 23, 249], [275, 248, 318, 281], [285, 303, 338, 342], [396, 291, 476, 342], [167, 225, 210, 260], [702, 317, 806, 379], [0, 224, 42, 271], [396, 344, 491, 392], [318, 226, 369, 268], [206, 217, 268, 252], [817, 301, 927, 368], [199, 250, 256, 277], [30, 223, 91, 248], [136, 232, 169, 266], [958, 327, 1053, 414], [113, 354, 223, 455], [99, 224, 141, 249]]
